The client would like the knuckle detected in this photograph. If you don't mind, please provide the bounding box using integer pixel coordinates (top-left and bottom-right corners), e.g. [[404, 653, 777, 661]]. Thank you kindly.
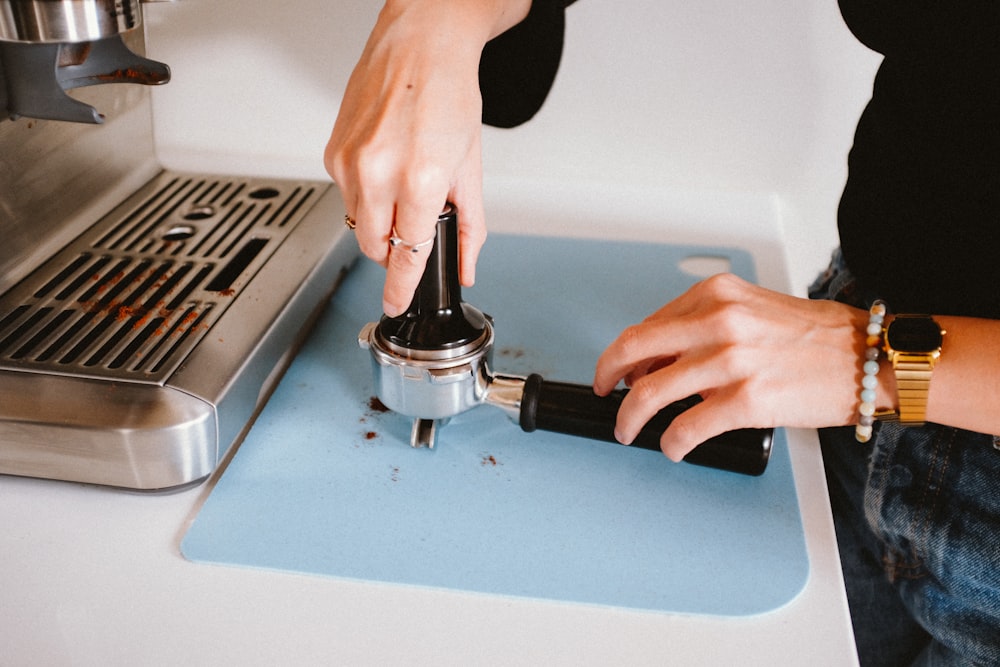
[[701, 272, 745, 295], [714, 343, 750, 378], [326, 148, 362, 188], [667, 415, 702, 454], [399, 165, 447, 202], [616, 324, 647, 359], [353, 150, 395, 190], [627, 376, 662, 413], [696, 272, 753, 307], [708, 300, 755, 343], [388, 245, 430, 270], [323, 145, 343, 180], [357, 236, 388, 261]]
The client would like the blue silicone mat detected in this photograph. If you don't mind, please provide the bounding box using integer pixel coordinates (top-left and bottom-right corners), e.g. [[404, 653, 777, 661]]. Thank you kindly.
[[182, 235, 809, 616]]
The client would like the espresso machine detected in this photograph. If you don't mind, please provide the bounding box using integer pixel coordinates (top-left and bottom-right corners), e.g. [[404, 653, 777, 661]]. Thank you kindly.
[[0, 0, 357, 489], [360, 205, 772, 476]]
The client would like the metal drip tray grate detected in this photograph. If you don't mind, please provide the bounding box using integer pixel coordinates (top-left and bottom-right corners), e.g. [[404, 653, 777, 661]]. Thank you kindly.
[[0, 172, 321, 384], [0, 169, 355, 489]]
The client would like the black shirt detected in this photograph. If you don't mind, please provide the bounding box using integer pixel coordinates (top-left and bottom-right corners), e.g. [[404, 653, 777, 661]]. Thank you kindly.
[[837, 0, 1000, 317], [481, 1, 1000, 318], [480, 0, 574, 128]]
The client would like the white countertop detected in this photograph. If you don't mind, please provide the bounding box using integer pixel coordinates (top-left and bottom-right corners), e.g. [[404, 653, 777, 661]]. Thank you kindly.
[[1, 185, 859, 666], [1, 432, 855, 666]]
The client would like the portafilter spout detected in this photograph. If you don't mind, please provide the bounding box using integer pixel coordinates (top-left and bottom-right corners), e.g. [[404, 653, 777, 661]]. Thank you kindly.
[[358, 203, 494, 449], [359, 204, 772, 475]]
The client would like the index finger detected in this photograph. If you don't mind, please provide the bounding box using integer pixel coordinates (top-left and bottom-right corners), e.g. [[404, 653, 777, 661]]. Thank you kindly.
[[381, 197, 447, 317], [593, 317, 689, 396], [592, 274, 751, 395]]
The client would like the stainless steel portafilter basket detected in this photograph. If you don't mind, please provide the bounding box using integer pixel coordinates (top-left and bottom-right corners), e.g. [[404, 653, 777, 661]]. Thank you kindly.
[[359, 205, 772, 476]]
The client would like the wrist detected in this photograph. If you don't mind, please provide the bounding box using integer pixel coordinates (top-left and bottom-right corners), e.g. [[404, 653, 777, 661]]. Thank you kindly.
[[381, 0, 532, 44]]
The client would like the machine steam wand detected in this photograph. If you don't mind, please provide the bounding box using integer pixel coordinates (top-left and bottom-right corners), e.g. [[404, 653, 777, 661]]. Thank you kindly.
[[359, 205, 772, 476]]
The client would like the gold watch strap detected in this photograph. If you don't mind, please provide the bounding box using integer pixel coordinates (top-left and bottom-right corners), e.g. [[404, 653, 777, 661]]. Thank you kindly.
[[893, 353, 935, 424]]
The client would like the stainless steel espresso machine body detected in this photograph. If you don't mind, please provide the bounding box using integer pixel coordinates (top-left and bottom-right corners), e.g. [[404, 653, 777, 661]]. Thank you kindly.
[[0, 0, 357, 489]]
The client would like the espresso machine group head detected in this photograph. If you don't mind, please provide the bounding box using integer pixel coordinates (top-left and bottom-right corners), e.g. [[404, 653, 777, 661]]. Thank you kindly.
[[360, 205, 773, 476], [0, 0, 171, 123]]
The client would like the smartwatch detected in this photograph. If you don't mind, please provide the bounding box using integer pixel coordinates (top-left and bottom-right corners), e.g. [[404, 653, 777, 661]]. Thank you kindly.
[[882, 315, 945, 425]]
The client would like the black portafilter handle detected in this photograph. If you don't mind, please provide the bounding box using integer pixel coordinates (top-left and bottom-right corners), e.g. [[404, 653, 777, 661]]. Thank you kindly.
[[518, 374, 772, 476]]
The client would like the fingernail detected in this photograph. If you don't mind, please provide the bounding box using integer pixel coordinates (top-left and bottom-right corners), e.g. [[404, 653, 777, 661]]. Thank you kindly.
[[383, 301, 401, 317], [614, 428, 631, 445]]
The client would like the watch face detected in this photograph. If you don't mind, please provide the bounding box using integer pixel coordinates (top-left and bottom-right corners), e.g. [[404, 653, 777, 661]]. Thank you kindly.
[[887, 316, 943, 352]]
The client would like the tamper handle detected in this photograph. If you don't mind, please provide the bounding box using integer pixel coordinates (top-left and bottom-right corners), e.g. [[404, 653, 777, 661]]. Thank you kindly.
[[518, 374, 772, 476], [377, 203, 488, 350], [414, 203, 462, 314]]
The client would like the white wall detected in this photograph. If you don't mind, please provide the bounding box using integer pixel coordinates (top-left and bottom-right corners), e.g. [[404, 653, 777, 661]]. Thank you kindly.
[[145, 0, 880, 292]]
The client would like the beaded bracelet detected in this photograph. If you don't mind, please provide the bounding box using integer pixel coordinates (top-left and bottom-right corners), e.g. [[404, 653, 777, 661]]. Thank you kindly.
[[855, 300, 887, 443]]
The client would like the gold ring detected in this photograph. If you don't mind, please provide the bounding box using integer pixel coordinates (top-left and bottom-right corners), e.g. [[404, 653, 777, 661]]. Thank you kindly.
[[388, 225, 434, 253], [344, 214, 356, 230]]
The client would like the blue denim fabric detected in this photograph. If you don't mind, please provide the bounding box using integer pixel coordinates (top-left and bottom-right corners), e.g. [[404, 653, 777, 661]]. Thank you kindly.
[[810, 250, 1000, 666]]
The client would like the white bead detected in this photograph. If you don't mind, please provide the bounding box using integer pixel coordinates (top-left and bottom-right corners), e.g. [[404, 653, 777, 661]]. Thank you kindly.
[[862, 374, 878, 390], [863, 360, 880, 375], [859, 401, 876, 417]]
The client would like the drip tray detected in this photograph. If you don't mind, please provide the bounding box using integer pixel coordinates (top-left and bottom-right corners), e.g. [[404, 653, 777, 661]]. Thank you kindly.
[[0, 171, 357, 489]]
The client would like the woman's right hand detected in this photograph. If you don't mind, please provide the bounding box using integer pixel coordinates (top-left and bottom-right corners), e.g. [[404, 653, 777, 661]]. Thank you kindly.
[[325, 0, 530, 317]]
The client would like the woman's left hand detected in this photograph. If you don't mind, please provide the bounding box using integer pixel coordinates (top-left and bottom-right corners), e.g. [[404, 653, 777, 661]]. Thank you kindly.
[[592, 273, 870, 461]]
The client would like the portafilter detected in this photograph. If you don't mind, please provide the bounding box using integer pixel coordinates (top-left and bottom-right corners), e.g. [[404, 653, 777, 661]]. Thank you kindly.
[[359, 204, 772, 475]]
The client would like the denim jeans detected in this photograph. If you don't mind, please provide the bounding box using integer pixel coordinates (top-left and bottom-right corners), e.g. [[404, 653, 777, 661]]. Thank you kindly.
[[809, 251, 1000, 666]]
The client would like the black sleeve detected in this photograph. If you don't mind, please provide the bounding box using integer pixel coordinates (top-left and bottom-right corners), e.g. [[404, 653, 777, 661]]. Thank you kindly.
[[479, 1, 575, 128]]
